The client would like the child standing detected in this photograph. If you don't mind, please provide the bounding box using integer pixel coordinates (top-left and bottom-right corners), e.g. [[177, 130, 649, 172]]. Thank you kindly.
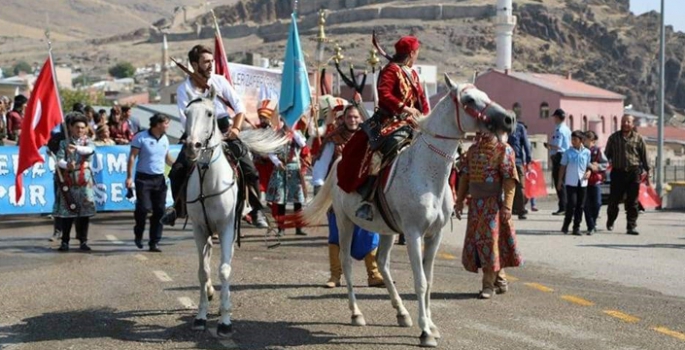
[[583, 131, 608, 234], [557, 130, 592, 235]]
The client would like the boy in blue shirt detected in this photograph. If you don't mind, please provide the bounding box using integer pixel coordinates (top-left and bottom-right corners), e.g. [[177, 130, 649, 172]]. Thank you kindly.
[[557, 130, 591, 235]]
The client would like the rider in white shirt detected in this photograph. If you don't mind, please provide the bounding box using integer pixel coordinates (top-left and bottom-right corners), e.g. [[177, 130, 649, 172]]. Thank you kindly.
[[162, 44, 268, 228]]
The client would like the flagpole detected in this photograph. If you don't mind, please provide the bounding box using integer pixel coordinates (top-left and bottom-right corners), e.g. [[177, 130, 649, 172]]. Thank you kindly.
[[44, 28, 66, 185]]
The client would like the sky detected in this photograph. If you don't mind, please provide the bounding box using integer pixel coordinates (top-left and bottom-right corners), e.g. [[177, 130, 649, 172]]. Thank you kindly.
[[630, 0, 683, 32]]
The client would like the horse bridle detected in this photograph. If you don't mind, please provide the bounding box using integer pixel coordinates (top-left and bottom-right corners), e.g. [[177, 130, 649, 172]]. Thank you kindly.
[[184, 97, 236, 236], [185, 98, 222, 161], [452, 84, 492, 135]]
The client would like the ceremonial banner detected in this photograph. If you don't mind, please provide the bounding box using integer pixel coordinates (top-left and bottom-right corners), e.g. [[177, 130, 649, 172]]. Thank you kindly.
[[524, 160, 547, 199], [279, 12, 312, 128], [228, 63, 282, 124], [15, 56, 63, 201], [0, 145, 181, 215]]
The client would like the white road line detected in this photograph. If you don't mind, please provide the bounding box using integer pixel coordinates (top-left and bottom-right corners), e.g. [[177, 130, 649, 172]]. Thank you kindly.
[[134, 254, 148, 261], [152, 270, 173, 282], [1, 343, 23, 350], [177, 297, 196, 309], [105, 234, 123, 245]]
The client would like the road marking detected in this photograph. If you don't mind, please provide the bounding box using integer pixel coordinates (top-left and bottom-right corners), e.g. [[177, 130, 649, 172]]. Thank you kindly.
[[1, 343, 23, 350], [153, 270, 173, 282], [177, 297, 196, 309], [134, 254, 148, 261], [560, 295, 594, 306], [652, 326, 685, 341], [524, 283, 554, 293], [603, 310, 640, 323], [105, 234, 123, 244], [437, 252, 457, 260], [506, 276, 519, 282]]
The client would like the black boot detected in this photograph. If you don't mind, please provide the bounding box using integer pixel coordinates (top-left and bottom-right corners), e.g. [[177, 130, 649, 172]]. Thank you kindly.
[[355, 176, 377, 221], [160, 207, 177, 226]]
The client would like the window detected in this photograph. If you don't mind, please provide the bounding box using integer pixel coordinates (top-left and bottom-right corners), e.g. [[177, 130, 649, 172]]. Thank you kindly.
[[568, 115, 574, 129], [613, 116, 618, 132], [512, 102, 522, 118], [600, 116, 605, 133], [539, 102, 550, 119], [582, 115, 588, 131]]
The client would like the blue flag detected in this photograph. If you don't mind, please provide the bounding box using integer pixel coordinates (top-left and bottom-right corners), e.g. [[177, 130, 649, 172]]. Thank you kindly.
[[279, 12, 311, 128]]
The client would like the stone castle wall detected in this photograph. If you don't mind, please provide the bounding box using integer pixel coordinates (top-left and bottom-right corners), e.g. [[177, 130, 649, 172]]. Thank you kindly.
[[150, 3, 492, 43]]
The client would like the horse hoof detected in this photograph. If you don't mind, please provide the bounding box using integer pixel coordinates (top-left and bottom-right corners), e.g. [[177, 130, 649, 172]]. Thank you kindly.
[[217, 323, 233, 337], [419, 331, 438, 348], [192, 318, 207, 331], [430, 327, 441, 339], [351, 315, 366, 327], [397, 314, 413, 328]]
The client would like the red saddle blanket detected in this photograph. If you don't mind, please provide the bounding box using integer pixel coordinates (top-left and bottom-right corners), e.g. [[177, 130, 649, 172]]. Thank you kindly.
[[338, 131, 372, 193]]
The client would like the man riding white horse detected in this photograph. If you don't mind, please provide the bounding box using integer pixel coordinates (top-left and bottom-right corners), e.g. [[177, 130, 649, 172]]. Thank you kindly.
[[352, 35, 430, 220], [163, 44, 268, 228]]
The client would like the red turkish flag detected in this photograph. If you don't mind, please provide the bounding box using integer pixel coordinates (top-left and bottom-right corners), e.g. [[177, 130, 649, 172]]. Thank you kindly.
[[639, 182, 661, 210], [15, 56, 64, 201], [524, 160, 548, 198], [214, 34, 233, 86]]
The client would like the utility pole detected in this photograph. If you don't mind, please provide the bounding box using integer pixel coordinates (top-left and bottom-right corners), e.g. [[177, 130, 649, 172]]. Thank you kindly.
[[656, 0, 665, 199]]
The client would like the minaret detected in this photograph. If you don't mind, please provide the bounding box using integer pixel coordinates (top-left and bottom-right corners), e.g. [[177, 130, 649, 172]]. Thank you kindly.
[[495, 0, 516, 72], [161, 33, 170, 87]]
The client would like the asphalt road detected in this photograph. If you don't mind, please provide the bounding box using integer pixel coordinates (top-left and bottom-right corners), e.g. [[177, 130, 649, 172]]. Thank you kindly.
[[0, 200, 684, 349]]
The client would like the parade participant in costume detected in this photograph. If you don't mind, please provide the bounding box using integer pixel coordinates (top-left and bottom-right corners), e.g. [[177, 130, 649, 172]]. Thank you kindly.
[[455, 131, 523, 299], [253, 88, 279, 200], [354, 35, 430, 220], [54, 113, 97, 252], [162, 44, 268, 229], [266, 118, 309, 236], [312, 105, 385, 288]]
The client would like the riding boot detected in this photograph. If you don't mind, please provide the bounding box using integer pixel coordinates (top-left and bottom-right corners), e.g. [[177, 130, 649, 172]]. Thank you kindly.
[[355, 176, 377, 221], [294, 203, 307, 235], [364, 248, 385, 287], [161, 157, 188, 226], [325, 244, 342, 288], [480, 270, 497, 299]]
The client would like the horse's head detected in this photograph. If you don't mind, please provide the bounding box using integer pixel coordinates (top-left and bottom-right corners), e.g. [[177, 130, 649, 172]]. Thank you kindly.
[[444, 74, 515, 136], [183, 88, 221, 161]]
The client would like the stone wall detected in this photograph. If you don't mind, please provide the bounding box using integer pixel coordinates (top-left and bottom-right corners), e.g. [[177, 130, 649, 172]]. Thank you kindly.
[[149, 3, 492, 43]]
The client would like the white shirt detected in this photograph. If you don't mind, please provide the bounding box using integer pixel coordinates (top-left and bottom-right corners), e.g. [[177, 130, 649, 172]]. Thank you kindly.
[[176, 74, 246, 127], [312, 142, 335, 186], [268, 131, 306, 167]]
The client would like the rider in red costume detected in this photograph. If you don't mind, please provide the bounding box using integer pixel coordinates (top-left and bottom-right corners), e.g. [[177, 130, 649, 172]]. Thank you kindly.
[[355, 35, 429, 220]]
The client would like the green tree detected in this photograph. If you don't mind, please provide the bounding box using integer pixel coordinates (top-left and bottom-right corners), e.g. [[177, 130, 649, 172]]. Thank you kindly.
[[59, 88, 107, 110], [12, 61, 32, 75], [108, 62, 136, 79]]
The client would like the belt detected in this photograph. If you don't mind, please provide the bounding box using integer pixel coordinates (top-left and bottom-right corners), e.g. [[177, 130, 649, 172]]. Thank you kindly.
[[135, 172, 164, 180]]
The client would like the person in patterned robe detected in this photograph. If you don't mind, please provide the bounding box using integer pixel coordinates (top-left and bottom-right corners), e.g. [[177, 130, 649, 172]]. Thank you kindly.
[[54, 113, 97, 252], [266, 119, 309, 236], [455, 132, 524, 299]]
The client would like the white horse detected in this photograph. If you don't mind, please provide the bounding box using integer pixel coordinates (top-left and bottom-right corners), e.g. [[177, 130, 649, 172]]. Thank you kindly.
[[296, 75, 515, 347], [183, 94, 289, 337]]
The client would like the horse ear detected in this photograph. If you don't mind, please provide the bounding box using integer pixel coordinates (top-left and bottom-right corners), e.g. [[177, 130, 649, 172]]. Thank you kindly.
[[209, 85, 217, 99], [444, 73, 456, 90]]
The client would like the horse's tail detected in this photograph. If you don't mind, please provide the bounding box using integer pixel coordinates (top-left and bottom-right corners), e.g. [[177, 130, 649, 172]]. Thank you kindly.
[[280, 158, 338, 228], [238, 128, 289, 155]]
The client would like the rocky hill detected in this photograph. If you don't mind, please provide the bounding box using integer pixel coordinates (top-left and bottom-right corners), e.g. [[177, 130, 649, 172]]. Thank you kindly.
[[185, 0, 682, 116], [1, 0, 683, 117]]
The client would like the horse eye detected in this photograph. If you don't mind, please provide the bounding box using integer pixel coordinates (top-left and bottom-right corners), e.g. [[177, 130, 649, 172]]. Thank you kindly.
[[207, 111, 213, 118], [462, 96, 475, 105]]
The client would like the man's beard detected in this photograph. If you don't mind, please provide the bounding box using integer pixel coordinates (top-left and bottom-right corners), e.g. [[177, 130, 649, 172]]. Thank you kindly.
[[199, 67, 212, 79]]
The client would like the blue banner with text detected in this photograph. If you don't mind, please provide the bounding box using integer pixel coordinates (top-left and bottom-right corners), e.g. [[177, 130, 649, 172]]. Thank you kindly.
[[0, 145, 181, 216]]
